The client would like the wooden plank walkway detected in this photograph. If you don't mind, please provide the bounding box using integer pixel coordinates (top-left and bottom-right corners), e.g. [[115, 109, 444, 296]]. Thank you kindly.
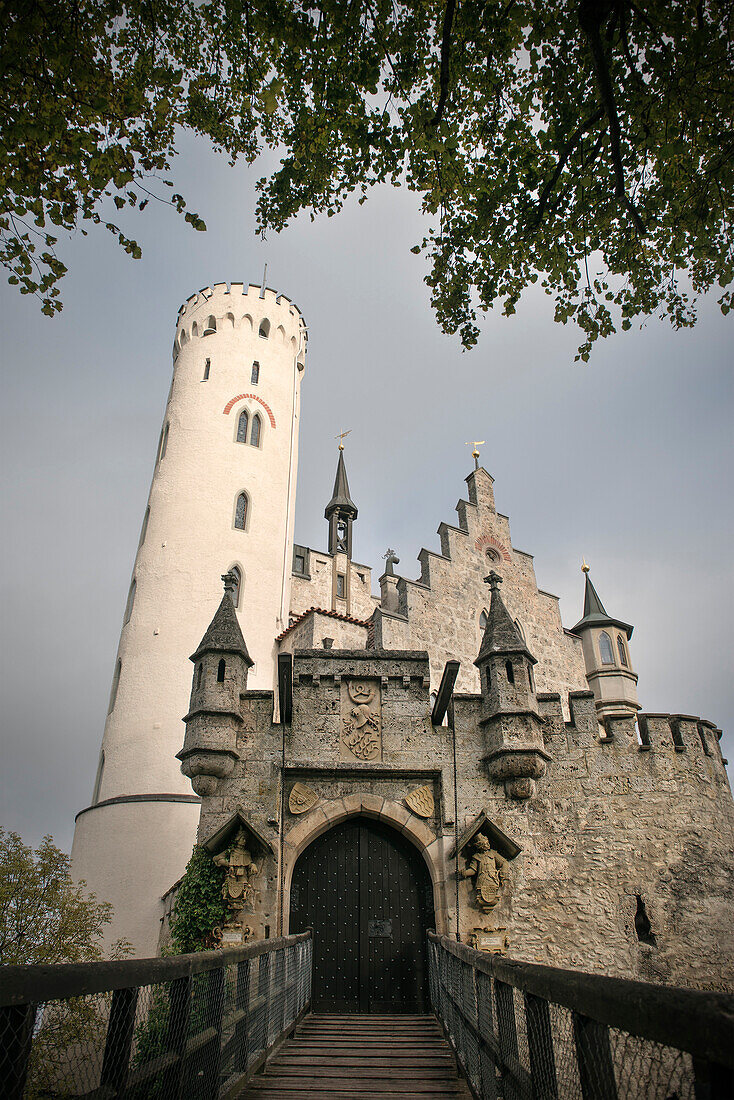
[[238, 1013, 473, 1099]]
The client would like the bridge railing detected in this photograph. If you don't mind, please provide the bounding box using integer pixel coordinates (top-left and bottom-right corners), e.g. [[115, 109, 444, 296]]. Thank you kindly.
[[428, 932, 734, 1100], [0, 931, 312, 1100]]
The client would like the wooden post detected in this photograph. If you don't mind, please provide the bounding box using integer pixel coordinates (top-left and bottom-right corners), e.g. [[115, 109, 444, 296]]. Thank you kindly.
[[494, 979, 521, 1100], [163, 975, 192, 1099], [100, 986, 138, 1091], [525, 992, 559, 1100], [0, 1004, 37, 1100], [573, 1012, 618, 1100]]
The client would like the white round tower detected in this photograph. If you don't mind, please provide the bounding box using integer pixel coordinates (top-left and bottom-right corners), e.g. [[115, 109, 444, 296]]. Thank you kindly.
[[71, 282, 307, 955]]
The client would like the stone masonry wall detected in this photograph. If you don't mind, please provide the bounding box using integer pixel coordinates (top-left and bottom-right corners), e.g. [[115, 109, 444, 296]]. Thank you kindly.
[[191, 648, 734, 992]]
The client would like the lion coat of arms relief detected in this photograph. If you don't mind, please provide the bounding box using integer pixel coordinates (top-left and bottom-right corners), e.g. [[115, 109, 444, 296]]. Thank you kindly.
[[341, 679, 382, 761]]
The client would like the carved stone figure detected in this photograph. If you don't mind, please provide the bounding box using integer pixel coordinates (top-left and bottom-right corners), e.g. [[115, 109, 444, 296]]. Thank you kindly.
[[405, 784, 435, 818], [462, 833, 509, 913], [341, 679, 381, 761], [213, 828, 260, 929]]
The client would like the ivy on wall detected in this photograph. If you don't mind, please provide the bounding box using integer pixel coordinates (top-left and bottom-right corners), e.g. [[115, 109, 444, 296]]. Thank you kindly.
[[168, 846, 227, 954]]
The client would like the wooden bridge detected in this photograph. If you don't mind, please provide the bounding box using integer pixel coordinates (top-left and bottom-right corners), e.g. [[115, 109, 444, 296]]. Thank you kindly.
[[2, 930, 733, 1099]]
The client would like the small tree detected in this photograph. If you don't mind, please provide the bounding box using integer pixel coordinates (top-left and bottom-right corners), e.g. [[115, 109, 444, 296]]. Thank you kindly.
[[0, 829, 130, 1097], [0, 828, 129, 964]]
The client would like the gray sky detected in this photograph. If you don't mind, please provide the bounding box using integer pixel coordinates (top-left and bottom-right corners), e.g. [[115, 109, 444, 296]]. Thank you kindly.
[[1, 131, 732, 852]]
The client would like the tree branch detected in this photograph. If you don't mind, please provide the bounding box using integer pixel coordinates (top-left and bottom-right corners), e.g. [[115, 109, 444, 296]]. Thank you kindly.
[[431, 0, 457, 125], [535, 107, 604, 226]]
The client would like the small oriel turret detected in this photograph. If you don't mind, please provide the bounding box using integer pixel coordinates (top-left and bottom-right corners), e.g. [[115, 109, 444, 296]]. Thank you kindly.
[[177, 573, 253, 795], [571, 564, 639, 722], [475, 571, 550, 800]]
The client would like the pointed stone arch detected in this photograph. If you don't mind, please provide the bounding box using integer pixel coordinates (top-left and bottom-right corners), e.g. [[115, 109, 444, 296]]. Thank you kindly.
[[281, 794, 450, 934]]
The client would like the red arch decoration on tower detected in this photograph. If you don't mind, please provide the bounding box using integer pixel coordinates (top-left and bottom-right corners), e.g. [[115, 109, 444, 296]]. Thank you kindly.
[[223, 393, 276, 428]]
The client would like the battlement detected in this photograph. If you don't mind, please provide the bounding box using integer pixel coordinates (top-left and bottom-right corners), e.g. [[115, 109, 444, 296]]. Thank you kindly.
[[172, 282, 307, 362]]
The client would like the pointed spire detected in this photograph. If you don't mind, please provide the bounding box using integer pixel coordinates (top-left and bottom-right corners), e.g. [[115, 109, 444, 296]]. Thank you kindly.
[[325, 448, 358, 520], [190, 575, 253, 665], [572, 565, 633, 639], [475, 572, 536, 666]]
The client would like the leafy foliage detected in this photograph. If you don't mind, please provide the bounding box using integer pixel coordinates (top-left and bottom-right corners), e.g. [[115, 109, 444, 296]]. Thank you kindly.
[[3, 0, 733, 355], [0, 827, 128, 963], [168, 845, 227, 954]]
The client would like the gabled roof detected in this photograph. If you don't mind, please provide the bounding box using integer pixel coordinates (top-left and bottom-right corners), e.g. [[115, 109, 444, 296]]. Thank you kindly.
[[325, 449, 358, 519], [571, 572, 634, 639], [190, 593, 253, 665], [475, 575, 537, 665]]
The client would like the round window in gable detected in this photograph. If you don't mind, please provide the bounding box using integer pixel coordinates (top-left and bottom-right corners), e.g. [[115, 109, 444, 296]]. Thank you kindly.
[[486, 548, 501, 564]]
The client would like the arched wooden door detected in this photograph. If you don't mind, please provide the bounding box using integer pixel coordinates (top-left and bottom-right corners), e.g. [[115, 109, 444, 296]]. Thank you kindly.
[[289, 816, 435, 1013]]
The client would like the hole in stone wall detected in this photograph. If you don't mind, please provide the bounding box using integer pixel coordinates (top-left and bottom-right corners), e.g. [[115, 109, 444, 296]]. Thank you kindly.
[[505, 659, 515, 685], [634, 895, 657, 946], [217, 659, 226, 683]]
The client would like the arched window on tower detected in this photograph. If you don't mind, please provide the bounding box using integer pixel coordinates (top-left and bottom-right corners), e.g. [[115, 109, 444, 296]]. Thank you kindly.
[[237, 410, 249, 444], [250, 414, 261, 448], [230, 565, 242, 608], [204, 315, 216, 335], [92, 751, 105, 805], [479, 610, 488, 632], [234, 492, 248, 530], [251, 361, 260, 384], [203, 358, 211, 380], [505, 659, 515, 685], [514, 619, 525, 641], [124, 578, 136, 624], [259, 318, 270, 338], [159, 423, 169, 462], [217, 658, 226, 682], [617, 634, 629, 666], [599, 631, 614, 665], [108, 659, 122, 714], [139, 506, 150, 547]]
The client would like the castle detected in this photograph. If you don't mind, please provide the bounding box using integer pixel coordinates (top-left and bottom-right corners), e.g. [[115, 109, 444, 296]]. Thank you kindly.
[[71, 282, 734, 1001]]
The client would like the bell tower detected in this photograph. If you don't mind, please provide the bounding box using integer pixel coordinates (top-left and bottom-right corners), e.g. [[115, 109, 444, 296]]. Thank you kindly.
[[324, 442, 358, 614]]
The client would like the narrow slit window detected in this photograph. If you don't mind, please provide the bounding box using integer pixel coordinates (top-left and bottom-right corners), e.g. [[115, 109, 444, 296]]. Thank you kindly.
[[336, 573, 346, 598], [617, 634, 628, 666], [251, 361, 260, 384], [217, 659, 226, 682], [203, 358, 211, 380], [234, 492, 248, 530], [92, 751, 105, 805], [479, 610, 488, 631], [204, 315, 216, 335], [237, 410, 249, 444], [196, 663, 203, 689], [159, 423, 169, 461], [634, 895, 657, 946], [108, 659, 122, 714], [250, 414, 261, 448], [505, 659, 515, 684], [139, 506, 150, 547], [599, 631, 614, 665], [123, 578, 136, 625]]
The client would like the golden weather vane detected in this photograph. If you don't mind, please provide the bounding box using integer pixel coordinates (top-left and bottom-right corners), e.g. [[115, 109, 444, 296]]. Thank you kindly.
[[336, 429, 352, 451], [582, 558, 590, 574], [465, 440, 485, 469]]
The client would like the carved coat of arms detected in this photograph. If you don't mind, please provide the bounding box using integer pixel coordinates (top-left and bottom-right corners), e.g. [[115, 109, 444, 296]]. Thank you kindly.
[[341, 679, 381, 761], [405, 784, 434, 818], [289, 782, 319, 815]]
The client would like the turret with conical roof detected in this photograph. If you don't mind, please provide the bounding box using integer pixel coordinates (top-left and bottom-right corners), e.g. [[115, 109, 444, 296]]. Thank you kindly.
[[325, 446, 358, 557], [178, 573, 252, 796], [571, 564, 639, 722], [475, 571, 549, 800]]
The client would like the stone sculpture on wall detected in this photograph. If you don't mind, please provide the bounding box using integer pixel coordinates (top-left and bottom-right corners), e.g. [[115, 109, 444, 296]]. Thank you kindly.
[[341, 679, 382, 761], [212, 828, 260, 940], [462, 834, 509, 913]]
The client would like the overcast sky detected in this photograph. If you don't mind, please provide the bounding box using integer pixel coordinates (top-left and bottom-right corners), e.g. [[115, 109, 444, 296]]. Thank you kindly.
[[1, 132, 732, 853]]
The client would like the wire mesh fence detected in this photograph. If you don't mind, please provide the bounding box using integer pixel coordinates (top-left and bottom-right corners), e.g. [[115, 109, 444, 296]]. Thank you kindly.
[[428, 932, 734, 1100], [0, 932, 312, 1099]]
